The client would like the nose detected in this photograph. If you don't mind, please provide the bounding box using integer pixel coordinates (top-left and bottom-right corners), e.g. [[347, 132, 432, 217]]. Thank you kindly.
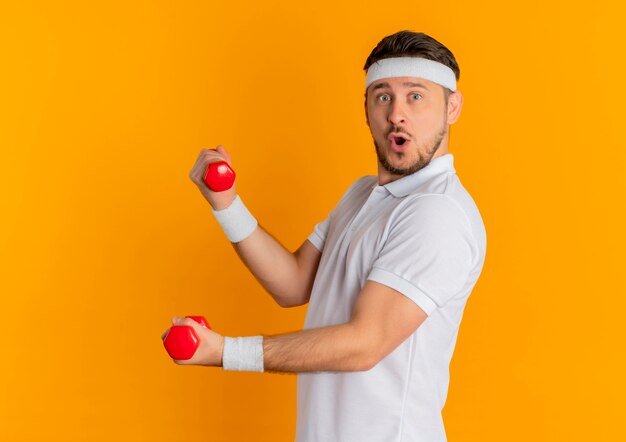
[[387, 99, 407, 126]]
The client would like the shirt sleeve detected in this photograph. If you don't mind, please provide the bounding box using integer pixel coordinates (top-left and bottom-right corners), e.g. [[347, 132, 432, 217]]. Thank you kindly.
[[366, 194, 478, 315], [307, 216, 330, 252]]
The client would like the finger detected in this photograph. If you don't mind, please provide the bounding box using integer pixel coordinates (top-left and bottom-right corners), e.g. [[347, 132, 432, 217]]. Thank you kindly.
[[190, 154, 211, 182], [204, 146, 229, 163], [215, 145, 232, 164], [204, 149, 227, 162], [171, 316, 203, 333], [189, 149, 231, 184], [178, 317, 202, 331], [198, 151, 227, 171]]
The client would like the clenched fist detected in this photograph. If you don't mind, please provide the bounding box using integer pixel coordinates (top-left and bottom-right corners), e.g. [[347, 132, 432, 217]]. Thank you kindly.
[[189, 145, 237, 210]]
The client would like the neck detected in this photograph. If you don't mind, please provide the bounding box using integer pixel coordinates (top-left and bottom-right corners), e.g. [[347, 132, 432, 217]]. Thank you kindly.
[[377, 143, 450, 186]]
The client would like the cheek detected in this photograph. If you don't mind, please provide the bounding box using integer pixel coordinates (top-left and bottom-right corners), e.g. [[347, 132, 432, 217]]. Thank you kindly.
[[367, 111, 386, 134], [413, 106, 444, 129]]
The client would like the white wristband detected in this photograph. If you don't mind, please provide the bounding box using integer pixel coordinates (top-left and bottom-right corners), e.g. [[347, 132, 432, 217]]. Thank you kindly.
[[222, 336, 264, 372], [211, 195, 258, 243]]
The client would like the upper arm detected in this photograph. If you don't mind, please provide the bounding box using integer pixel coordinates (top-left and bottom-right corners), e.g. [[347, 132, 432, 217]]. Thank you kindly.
[[368, 195, 477, 313], [347, 197, 476, 367], [349, 280, 428, 368], [289, 239, 322, 307]]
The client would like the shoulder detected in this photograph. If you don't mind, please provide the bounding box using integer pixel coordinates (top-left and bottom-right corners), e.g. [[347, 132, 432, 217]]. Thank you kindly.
[[337, 175, 377, 203], [394, 194, 471, 227], [350, 175, 377, 192], [385, 193, 480, 249]]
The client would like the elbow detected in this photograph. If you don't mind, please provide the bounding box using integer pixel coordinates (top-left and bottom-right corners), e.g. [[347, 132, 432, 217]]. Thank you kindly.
[[358, 352, 381, 371], [276, 298, 297, 308], [352, 330, 385, 371], [353, 338, 383, 371], [275, 292, 310, 308], [278, 300, 309, 309]]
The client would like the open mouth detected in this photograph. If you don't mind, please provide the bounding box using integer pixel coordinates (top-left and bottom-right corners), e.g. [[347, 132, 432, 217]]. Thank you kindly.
[[389, 134, 410, 148], [394, 137, 407, 146]]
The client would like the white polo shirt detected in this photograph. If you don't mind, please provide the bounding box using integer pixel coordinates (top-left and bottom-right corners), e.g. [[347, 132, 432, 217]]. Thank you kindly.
[[296, 153, 487, 442]]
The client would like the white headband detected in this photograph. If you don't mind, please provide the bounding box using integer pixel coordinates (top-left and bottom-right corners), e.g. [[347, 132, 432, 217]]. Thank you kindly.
[[365, 57, 457, 92]]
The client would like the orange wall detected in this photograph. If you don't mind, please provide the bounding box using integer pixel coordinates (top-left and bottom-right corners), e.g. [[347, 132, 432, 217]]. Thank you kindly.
[[1, 1, 624, 440]]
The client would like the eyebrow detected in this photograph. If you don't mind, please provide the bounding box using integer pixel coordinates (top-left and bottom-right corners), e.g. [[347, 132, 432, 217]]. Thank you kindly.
[[371, 81, 429, 92]]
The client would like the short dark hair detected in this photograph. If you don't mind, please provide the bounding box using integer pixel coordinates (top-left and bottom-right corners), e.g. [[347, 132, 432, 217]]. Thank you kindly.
[[364, 31, 460, 101]]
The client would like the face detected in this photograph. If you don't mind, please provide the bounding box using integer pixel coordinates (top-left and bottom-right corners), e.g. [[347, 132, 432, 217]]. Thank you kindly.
[[365, 76, 457, 182]]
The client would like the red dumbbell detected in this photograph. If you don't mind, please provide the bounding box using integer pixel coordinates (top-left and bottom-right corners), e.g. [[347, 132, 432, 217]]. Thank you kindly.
[[163, 316, 211, 360], [203, 161, 236, 192]]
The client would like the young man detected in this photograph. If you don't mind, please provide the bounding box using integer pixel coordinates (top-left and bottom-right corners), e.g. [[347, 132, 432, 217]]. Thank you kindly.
[[166, 30, 487, 442]]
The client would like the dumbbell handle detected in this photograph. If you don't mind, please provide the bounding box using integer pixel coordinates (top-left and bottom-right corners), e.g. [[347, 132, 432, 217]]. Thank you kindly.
[[163, 316, 211, 360], [203, 161, 236, 192]]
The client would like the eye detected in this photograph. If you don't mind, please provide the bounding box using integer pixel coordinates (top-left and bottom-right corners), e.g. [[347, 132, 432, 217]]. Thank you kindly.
[[377, 94, 391, 102], [411, 93, 422, 100]]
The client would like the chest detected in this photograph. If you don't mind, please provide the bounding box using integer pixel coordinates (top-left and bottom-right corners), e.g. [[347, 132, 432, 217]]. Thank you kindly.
[[325, 188, 401, 280]]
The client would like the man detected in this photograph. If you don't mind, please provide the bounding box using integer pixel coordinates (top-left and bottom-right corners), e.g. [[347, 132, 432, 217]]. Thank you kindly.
[[165, 30, 487, 442]]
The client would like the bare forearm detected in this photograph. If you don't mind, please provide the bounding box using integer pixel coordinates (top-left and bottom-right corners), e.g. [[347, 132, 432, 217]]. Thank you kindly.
[[191, 150, 311, 307], [263, 323, 375, 373], [231, 225, 304, 307]]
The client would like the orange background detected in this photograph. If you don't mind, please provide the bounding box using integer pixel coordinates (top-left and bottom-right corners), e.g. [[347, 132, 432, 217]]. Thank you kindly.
[[1, 1, 624, 440]]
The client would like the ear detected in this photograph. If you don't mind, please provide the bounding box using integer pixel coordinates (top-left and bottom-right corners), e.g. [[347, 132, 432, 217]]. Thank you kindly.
[[446, 89, 464, 125], [364, 96, 370, 127]]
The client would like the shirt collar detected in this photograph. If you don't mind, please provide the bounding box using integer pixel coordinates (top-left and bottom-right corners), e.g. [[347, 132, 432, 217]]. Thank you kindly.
[[380, 153, 456, 197]]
